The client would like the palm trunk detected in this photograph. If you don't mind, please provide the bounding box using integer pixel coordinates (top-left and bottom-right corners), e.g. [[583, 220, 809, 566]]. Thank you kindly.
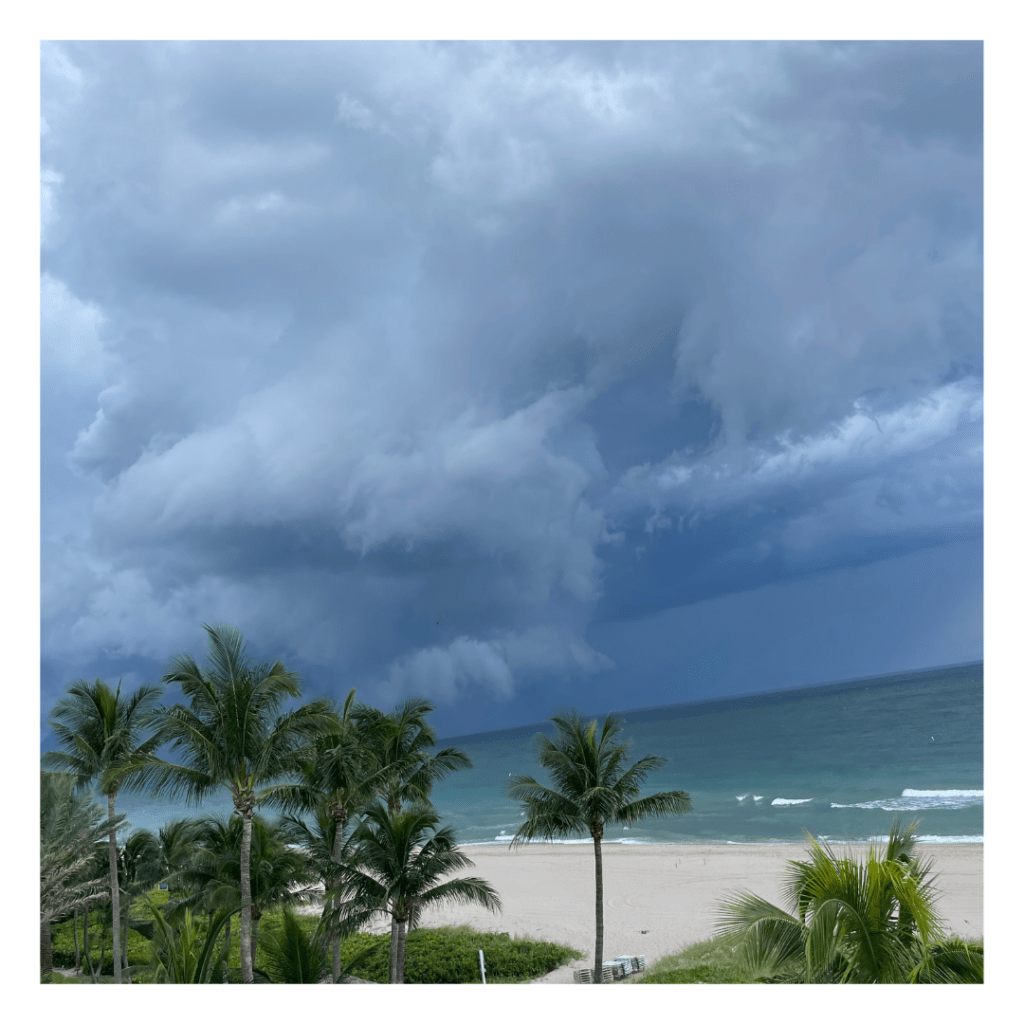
[[41, 919, 53, 977], [396, 918, 407, 984], [83, 905, 93, 978], [107, 792, 123, 983], [122, 891, 132, 982], [221, 916, 232, 984], [94, 922, 107, 982], [331, 817, 344, 982], [592, 832, 604, 983], [240, 809, 254, 983], [389, 915, 400, 983], [251, 913, 260, 969], [73, 909, 81, 972]]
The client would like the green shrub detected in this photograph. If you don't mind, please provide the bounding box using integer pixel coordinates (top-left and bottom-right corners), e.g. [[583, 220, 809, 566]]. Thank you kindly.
[[341, 925, 580, 984]]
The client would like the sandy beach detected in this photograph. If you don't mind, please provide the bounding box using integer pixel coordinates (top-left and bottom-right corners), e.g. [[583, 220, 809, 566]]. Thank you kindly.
[[398, 842, 984, 982]]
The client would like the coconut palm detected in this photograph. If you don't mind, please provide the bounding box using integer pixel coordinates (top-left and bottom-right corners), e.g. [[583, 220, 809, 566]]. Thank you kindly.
[[42, 677, 164, 983], [508, 711, 693, 983], [128, 623, 335, 982], [330, 802, 501, 983], [267, 688, 387, 980], [715, 818, 982, 983], [40, 771, 118, 978], [116, 828, 162, 980], [281, 800, 363, 981], [352, 696, 472, 815]]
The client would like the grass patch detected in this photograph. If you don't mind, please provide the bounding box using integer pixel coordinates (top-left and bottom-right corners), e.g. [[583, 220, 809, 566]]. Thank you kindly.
[[636, 933, 754, 984]]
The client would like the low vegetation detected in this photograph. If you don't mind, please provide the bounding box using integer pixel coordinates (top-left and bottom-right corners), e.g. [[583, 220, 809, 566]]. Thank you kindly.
[[48, 902, 578, 984], [636, 933, 754, 984]]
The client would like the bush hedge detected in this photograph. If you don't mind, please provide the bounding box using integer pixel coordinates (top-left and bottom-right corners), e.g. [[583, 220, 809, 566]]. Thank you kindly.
[[340, 925, 581, 984]]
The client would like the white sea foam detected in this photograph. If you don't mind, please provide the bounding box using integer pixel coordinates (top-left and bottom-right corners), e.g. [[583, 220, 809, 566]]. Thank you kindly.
[[902, 789, 983, 798], [752, 795, 764, 802], [817, 834, 983, 845], [771, 797, 813, 806], [831, 789, 983, 811], [736, 794, 749, 801]]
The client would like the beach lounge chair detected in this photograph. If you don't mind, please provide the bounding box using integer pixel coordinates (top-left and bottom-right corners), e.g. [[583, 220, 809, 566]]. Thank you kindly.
[[601, 962, 624, 981], [573, 968, 593, 984], [613, 956, 633, 975]]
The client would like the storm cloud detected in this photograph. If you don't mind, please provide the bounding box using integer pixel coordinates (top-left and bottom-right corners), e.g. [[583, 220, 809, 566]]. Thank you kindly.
[[40, 41, 982, 736]]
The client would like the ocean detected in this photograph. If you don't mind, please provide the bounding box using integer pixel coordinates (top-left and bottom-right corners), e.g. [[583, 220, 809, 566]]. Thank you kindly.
[[113, 661, 982, 847]]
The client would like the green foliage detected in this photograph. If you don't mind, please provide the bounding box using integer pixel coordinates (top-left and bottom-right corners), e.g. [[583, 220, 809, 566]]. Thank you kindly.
[[637, 933, 755, 984], [50, 888, 171, 973], [716, 818, 982, 984], [340, 926, 580, 984], [259, 908, 331, 983], [145, 899, 233, 983]]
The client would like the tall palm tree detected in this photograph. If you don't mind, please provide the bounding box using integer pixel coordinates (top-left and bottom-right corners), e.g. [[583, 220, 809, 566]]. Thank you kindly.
[[353, 697, 472, 815], [508, 711, 693, 983], [130, 624, 335, 983], [43, 677, 164, 983], [330, 802, 501, 983], [40, 771, 117, 978], [716, 817, 982, 983]]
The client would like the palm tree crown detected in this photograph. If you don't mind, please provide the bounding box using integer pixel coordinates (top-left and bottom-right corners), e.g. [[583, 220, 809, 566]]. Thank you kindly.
[[508, 711, 692, 982], [353, 696, 472, 814], [715, 818, 981, 983], [331, 802, 501, 983]]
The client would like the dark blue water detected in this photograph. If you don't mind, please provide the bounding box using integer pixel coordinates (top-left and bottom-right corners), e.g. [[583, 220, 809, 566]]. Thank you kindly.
[[113, 662, 982, 846], [430, 661, 983, 846]]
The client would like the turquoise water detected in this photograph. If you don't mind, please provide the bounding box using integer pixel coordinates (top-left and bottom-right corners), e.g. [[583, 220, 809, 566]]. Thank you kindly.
[[430, 661, 983, 846], [114, 662, 982, 846]]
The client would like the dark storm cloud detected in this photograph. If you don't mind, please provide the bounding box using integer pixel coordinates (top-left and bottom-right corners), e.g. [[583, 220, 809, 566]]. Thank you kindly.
[[40, 41, 982, 732]]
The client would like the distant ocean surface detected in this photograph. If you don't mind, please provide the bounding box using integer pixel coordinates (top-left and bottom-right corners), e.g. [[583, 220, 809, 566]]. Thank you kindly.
[[430, 661, 983, 847], [114, 662, 982, 846]]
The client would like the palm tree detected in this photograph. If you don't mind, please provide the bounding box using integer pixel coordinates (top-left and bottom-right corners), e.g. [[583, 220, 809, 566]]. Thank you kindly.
[[259, 906, 382, 985], [264, 688, 379, 980], [715, 817, 982, 983], [130, 624, 335, 983], [116, 828, 162, 980], [40, 771, 118, 978], [42, 677, 164, 983], [353, 696, 472, 815], [330, 802, 501, 983], [507, 711, 693, 983], [281, 800, 362, 981], [155, 817, 202, 888]]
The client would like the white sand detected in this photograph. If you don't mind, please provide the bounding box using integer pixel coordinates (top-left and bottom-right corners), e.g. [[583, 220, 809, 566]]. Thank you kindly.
[[406, 842, 985, 983]]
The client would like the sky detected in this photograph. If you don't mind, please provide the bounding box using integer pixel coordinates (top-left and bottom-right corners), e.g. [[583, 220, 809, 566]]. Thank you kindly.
[[39, 40, 984, 740]]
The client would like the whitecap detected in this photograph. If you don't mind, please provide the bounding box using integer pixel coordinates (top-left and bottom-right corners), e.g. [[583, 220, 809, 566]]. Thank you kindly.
[[771, 797, 812, 806]]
